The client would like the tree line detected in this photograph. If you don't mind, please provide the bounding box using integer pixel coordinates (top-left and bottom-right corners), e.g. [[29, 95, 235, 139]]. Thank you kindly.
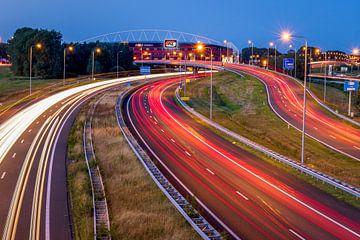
[[5, 27, 134, 79]]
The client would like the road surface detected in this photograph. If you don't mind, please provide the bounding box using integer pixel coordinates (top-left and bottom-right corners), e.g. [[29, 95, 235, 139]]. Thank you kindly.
[[124, 76, 360, 239]]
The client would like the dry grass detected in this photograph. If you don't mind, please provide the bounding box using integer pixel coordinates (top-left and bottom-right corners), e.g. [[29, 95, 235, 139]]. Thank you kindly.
[[90, 89, 200, 240], [67, 107, 94, 240]]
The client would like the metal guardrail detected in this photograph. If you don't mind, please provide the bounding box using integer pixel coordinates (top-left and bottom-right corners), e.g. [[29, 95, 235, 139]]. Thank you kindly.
[[83, 97, 111, 240], [115, 91, 222, 240], [175, 89, 360, 198]]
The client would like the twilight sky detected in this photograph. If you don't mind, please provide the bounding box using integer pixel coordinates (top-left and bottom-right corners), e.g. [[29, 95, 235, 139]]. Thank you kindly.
[[1, 0, 359, 53]]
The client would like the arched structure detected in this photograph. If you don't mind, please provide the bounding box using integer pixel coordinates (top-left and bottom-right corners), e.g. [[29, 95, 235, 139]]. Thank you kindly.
[[80, 29, 240, 63]]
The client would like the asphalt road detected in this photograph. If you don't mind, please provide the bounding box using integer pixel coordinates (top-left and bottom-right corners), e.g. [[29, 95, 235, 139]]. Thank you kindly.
[[124, 76, 360, 239], [0, 73, 182, 240]]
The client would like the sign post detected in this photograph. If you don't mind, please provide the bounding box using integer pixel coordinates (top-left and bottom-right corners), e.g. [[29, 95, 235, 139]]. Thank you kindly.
[[344, 81, 359, 116], [140, 66, 151, 75], [283, 58, 295, 71]]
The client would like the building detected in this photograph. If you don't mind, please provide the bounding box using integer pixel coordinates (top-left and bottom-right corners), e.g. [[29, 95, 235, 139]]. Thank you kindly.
[[128, 42, 233, 62]]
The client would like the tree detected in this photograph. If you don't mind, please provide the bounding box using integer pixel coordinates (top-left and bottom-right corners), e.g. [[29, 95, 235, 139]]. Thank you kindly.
[[7, 27, 62, 78], [0, 43, 7, 59]]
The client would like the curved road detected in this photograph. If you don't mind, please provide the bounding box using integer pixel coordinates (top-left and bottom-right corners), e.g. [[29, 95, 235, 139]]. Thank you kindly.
[[124, 76, 360, 239], [0, 73, 181, 240]]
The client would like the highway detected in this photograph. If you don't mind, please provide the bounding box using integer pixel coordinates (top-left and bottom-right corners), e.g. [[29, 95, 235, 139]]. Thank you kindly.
[[123, 76, 360, 239], [223, 63, 360, 160], [0, 73, 181, 240]]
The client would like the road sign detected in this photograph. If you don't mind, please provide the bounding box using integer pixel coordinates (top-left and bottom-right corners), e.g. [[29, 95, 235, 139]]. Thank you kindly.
[[344, 81, 359, 92], [164, 39, 178, 49], [283, 58, 295, 70], [140, 66, 151, 75], [181, 96, 190, 101]]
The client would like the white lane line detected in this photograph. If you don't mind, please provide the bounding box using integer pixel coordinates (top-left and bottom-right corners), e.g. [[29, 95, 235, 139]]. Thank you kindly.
[[12, 153, 16, 158], [354, 146, 360, 150], [330, 135, 336, 140], [206, 168, 215, 175], [160, 129, 165, 133], [36, 121, 39, 124], [154, 121, 158, 125], [1, 172, 6, 179], [170, 138, 175, 143], [150, 109, 153, 113], [185, 151, 191, 157], [313, 127, 318, 130], [21, 139, 24, 144], [43, 115, 46, 118], [235, 191, 249, 200], [28, 129, 32, 133], [289, 229, 306, 240]]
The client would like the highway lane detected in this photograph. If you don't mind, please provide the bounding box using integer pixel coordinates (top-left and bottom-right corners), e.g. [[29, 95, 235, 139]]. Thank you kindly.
[[0, 73, 183, 240], [124, 76, 360, 239], [223, 63, 360, 160]]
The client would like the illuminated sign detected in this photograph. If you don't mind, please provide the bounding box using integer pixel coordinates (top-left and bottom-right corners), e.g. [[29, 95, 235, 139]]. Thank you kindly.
[[164, 39, 178, 49]]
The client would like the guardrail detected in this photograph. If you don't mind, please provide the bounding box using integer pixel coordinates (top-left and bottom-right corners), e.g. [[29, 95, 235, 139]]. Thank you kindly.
[[115, 91, 222, 240], [83, 97, 111, 240], [175, 89, 360, 198]]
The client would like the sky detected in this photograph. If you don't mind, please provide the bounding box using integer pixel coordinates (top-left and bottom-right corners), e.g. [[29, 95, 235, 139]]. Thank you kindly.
[[1, 0, 359, 53]]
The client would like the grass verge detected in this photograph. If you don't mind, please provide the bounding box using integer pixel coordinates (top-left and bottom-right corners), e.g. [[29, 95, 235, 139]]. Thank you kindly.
[[67, 106, 94, 239], [184, 71, 360, 207]]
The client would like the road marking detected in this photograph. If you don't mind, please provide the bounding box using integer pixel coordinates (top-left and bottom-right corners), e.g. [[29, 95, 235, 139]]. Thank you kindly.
[[43, 115, 46, 118], [1, 172, 6, 179], [289, 229, 306, 240], [354, 146, 360, 150], [185, 151, 191, 157], [154, 121, 158, 125], [150, 109, 153, 113], [21, 139, 24, 144], [12, 153, 16, 158], [36, 121, 39, 124], [235, 191, 249, 200], [170, 138, 175, 143], [206, 168, 215, 175], [49, 110, 52, 112], [160, 129, 165, 133], [28, 129, 32, 133], [330, 135, 336, 140], [313, 127, 318, 130]]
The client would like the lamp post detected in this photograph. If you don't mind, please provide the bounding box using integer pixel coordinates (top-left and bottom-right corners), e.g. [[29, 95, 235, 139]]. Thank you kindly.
[[289, 44, 297, 78], [63, 45, 74, 85], [268, 42, 275, 70], [281, 32, 308, 164], [196, 43, 213, 120], [29, 43, 42, 95], [91, 47, 101, 80], [323, 51, 327, 102], [248, 40, 254, 65], [224, 40, 228, 61]]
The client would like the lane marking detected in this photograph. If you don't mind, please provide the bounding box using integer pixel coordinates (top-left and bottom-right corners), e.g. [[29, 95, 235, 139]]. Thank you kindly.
[[1, 172, 6, 179], [21, 139, 24, 144], [28, 129, 32, 133], [354, 146, 360, 150], [170, 138, 175, 143], [160, 129, 165, 133], [313, 127, 318, 130], [185, 151, 191, 157], [36, 121, 39, 124], [12, 153, 16, 158], [235, 191, 249, 200], [43, 115, 46, 118], [206, 168, 215, 175], [289, 229, 306, 240], [330, 135, 336, 140]]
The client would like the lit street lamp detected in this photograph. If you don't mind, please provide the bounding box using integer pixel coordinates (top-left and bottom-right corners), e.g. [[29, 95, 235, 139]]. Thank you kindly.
[[63, 45, 74, 85], [196, 42, 214, 120], [91, 47, 101, 80], [281, 31, 308, 164], [29, 43, 43, 95]]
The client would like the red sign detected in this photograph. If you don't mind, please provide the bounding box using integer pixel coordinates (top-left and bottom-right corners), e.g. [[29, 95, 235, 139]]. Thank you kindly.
[[164, 39, 178, 49]]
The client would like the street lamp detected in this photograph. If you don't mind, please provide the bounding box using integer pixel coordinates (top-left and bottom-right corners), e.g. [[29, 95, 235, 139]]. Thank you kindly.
[[281, 31, 308, 164], [196, 42, 214, 120], [248, 40, 254, 65], [63, 45, 74, 85], [289, 44, 297, 78], [91, 47, 101, 80], [268, 42, 276, 71], [29, 43, 43, 95]]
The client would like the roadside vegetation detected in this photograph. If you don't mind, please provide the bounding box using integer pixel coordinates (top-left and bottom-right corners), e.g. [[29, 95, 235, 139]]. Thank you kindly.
[[184, 71, 359, 207], [67, 105, 94, 240]]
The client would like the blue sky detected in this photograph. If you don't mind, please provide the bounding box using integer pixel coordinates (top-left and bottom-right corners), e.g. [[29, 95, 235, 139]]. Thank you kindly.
[[1, 0, 359, 53]]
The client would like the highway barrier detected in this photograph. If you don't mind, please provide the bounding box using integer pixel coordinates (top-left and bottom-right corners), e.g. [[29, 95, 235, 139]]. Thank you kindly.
[[116, 90, 222, 240], [176, 88, 360, 199]]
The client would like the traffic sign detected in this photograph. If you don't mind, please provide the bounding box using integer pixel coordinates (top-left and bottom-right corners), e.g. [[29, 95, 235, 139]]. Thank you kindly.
[[164, 39, 178, 49], [344, 81, 359, 92], [283, 58, 295, 70], [181, 96, 190, 101], [140, 66, 151, 75]]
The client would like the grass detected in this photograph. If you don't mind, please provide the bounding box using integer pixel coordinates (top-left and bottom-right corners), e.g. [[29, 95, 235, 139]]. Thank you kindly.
[[90, 89, 200, 240], [67, 106, 94, 240], [308, 79, 360, 120], [184, 71, 360, 207]]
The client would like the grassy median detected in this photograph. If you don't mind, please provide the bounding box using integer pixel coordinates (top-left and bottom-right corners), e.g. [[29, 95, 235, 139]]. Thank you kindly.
[[184, 71, 360, 207]]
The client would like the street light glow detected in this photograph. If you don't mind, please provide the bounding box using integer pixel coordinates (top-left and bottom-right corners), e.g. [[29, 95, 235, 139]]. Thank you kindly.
[[269, 42, 274, 47], [68, 46, 74, 52], [95, 47, 101, 53], [196, 43, 204, 51], [248, 40, 252, 44], [353, 48, 359, 55], [36, 43, 42, 49], [281, 31, 292, 42]]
